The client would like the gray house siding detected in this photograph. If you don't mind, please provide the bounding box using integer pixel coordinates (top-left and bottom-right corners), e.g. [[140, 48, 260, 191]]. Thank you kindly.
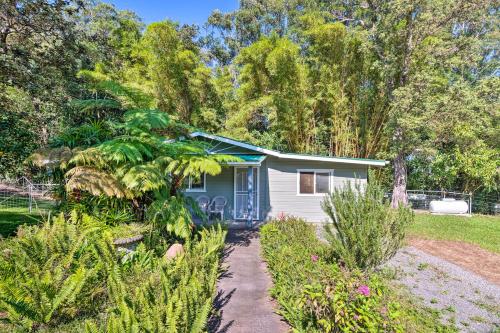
[[184, 156, 368, 223], [184, 166, 235, 219], [184, 163, 268, 220], [264, 156, 368, 222]]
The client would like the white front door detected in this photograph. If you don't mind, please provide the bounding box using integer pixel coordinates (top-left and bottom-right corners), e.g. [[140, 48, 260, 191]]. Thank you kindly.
[[234, 167, 259, 220]]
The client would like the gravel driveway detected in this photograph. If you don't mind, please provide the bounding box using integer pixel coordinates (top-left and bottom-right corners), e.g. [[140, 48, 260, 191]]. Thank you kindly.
[[384, 246, 500, 332]]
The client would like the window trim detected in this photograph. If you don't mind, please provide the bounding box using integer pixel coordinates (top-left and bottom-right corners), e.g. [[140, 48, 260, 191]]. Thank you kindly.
[[296, 169, 334, 196], [185, 173, 207, 192]]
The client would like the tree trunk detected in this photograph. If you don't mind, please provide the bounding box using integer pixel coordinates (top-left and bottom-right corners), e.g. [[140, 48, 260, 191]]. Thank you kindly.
[[390, 10, 415, 209], [391, 150, 408, 208]]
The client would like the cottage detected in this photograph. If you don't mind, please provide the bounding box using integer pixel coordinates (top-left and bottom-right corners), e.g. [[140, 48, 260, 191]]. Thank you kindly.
[[184, 132, 388, 226]]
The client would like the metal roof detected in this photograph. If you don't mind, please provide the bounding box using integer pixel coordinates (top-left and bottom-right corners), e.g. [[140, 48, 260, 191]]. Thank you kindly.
[[190, 132, 389, 167]]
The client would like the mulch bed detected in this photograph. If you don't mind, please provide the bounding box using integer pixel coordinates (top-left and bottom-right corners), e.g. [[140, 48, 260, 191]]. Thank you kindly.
[[408, 237, 500, 286]]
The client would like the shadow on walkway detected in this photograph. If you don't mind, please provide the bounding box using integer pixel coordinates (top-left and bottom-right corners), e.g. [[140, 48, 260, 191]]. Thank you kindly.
[[208, 229, 288, 333]]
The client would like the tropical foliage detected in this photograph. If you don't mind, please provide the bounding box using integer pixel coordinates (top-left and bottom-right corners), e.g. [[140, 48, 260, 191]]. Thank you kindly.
[[1, 0, 498, 207], [0, 212, 110, 330], [260, 217, 456, 332], [27, 71, 237, 237], [322, 182, 414, 270], [0, 212, 226, 332]]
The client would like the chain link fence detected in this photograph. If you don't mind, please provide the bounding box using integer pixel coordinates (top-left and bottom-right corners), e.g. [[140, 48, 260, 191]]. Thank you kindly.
[[387, 190, 499, 215]]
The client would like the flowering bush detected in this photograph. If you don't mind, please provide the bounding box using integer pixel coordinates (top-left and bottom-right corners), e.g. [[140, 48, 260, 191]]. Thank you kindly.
[[260, 217, 404, 332]]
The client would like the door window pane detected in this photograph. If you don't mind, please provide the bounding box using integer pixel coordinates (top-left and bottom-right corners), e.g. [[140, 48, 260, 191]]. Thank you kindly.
[[299, 172, 314, 194], [236, 170, 247, 192], [316, 172, 330, 193]]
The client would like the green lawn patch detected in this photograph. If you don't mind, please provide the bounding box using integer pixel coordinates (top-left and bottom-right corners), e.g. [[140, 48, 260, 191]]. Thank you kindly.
[[407, 214, 500, 253], [0, 207, 46, 237], [0, 198, 55, 237]]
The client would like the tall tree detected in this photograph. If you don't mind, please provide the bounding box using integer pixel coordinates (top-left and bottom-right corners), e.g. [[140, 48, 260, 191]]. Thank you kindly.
[[226, 36, 312, 152], [130, 20, 224, 131], [0, 0, 88, 177]]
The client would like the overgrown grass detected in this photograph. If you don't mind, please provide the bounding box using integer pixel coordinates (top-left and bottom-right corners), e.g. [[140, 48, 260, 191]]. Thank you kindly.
[[407, 213, 500, 253]]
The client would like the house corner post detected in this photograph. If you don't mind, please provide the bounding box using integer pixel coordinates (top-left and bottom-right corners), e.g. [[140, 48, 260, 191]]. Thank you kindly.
[[247, 166, 253, 228]]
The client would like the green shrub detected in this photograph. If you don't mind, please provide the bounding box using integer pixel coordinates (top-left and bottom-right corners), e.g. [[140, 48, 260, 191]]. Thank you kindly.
[[57, 194, 136, 226], [0, 212, 113, 330], [260, 217, 403, 332], [322, 182, 414, 270], [0, 211, 226, 332], [260, 217, 454, 333], [84, 225, 226, 333]]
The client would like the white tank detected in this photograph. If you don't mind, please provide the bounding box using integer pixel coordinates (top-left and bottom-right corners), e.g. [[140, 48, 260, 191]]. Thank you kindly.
[[429, 199, 469, 214]]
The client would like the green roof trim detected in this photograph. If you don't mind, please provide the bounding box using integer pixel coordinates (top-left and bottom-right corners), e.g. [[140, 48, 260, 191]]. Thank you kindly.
[[233, 154, 266, 162]]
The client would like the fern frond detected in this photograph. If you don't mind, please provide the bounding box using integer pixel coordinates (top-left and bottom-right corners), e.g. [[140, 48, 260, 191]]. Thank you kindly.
[[70, 99, 122, 113], [26, 147, 74, 169], [97, 137, 154, 165], [121, 163, 166, 193], [66, 167, 132, 198], [46, 266, 89, 322], [70, 147, 108, 168], [124, 109, 169, 132]]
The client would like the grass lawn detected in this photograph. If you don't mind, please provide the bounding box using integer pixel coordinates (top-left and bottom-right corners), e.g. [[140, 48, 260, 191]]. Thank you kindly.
[[407, 213, 500, 253], [0, 207, 49, 237], [0, 197, 55, 237]]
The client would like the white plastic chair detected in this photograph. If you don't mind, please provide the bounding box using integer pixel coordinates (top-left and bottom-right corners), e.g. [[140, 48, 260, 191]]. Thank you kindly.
[[209, 196, 227, 221], [195, 195, 211, 214]]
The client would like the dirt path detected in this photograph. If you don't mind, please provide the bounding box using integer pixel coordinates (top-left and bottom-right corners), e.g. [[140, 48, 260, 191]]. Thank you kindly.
[[209, 230, 288, 333], [408, 237, 500, 285]]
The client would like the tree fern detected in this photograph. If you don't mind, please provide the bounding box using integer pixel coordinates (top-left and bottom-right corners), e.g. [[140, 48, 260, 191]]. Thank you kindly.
[[123, 109, 170, 131], [66, 167, 133, 199]]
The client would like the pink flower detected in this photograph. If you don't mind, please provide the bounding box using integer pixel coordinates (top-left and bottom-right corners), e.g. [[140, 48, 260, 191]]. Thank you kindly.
[[277, 212, 286, 221], [357, 285, 370, 297], [311, 255, 319, 262], [353, 314, 360, 321]]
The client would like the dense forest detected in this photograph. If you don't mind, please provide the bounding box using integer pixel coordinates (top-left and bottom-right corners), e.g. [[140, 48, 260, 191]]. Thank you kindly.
[[1, 0, 498, 206]]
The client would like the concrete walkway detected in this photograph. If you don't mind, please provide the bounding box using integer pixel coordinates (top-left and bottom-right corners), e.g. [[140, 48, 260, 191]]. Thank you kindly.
[[209, 230, 288, 333]]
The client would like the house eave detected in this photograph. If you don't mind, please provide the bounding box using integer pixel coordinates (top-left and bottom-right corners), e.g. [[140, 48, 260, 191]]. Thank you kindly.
[[190, 132, 389, 167]]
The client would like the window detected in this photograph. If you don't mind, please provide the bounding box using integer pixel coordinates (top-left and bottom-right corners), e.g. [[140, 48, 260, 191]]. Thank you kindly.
[[297, 170, 332, 195], [299, 172, 314, 194], [186, 173, 206, 192]]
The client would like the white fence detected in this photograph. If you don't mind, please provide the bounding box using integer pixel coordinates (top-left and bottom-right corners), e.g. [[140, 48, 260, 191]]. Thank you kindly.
[[0, 177, 57, 213]]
